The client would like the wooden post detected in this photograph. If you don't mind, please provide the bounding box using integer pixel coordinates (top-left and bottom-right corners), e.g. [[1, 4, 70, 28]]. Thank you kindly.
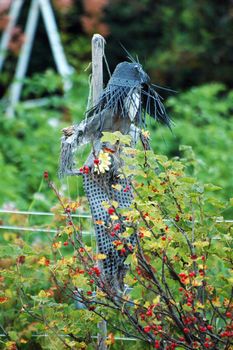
[[91, 34, 105, 104], [91, 33, 108, 350]]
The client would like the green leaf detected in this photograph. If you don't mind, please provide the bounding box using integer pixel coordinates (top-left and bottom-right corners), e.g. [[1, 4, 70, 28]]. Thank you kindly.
[[180, 176, 196, 184], [204, 184, 222, 192]]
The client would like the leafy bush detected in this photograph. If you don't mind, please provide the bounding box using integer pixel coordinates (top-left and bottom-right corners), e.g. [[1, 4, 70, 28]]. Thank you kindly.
[[0, 132, 232, 349]]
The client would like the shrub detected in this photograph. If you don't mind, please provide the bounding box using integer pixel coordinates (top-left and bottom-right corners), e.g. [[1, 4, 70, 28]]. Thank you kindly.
[[0, 132, 232, 349]]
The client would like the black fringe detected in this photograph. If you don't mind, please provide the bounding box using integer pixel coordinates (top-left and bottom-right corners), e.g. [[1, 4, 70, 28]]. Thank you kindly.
[[86, 82, 171, 131]]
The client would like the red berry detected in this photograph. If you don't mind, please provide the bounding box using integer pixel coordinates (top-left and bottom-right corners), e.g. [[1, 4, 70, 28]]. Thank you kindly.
[[191, 254, 197, 260], [110, 232, 115, 237], [84, 166, 89, 174], [226, 312, 232, 318], [154, 340, 160, 349], [175, 214, 180, 222], [88, 306, 96, 311], [207, 325, 213, 331], [108, 207, 115, 215], [146, 309, 153, 317], [123, 185, 131, 193], [201, 255, 205, 261], [79, 247, 85, 253], [161, 235, 166, 241], [94, 158, 100, 165], [45, 259, 50, 266], [143, 326, 151, 333], [89, 279, 94, 284], [199, 326, 207, 332], [17, 255, 25, 264], [93, 266, 101, 276], [120, 248, 126, 255], [65, 206, 71, 213], [63, 241, 69, 246], [113, 223, 121, 231], [189, 271, 196, 278], [183, 328, 190, 334], [87, 291, 92, 295], [43, 171, 49, 179]]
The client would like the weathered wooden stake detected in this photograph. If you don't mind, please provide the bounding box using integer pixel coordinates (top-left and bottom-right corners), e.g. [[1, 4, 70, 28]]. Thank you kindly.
[[91, 33, 108, 350]]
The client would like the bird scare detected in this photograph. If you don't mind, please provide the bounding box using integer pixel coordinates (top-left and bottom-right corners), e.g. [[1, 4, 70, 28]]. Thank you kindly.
[[59, 60, 171, 291]]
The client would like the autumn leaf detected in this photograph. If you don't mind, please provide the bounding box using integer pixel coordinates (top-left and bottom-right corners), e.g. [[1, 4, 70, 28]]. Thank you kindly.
[[0, 296, 9, 303], [105, 333, 115, 345], [95, 254, 107, 260], [95, 220, 104, 225]]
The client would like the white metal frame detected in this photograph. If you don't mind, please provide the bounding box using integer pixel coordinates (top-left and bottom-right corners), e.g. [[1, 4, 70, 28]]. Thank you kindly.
[[0, 0, 73, 116]]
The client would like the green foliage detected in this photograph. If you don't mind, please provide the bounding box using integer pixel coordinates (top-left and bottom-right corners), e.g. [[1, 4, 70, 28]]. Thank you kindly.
[[0, 71, 89, 209], [0, 133, 232, 349], [149, 83, 233, 208]]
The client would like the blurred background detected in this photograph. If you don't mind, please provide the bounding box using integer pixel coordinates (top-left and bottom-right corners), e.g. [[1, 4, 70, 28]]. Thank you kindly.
[[0, 0, 232, 213]]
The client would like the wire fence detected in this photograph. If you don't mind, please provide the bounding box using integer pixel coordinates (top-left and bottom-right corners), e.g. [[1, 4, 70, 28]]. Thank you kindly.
[[0, 208, 232, 235], [0, 209, 92, 235]]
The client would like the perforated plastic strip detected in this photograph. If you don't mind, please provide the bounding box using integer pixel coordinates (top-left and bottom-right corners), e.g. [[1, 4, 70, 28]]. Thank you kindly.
[[83, 171, 135, 289]]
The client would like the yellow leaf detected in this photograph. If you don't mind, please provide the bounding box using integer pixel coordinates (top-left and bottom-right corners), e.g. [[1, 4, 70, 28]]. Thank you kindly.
[[121, 231, 130, 238], [63, 226, 73, 235], [143, 230, 152, 238], [112, 184, 122, 191], [38, 256, 50, 266], [141, 129, 150, 139], [194, 241, 209, 248], [96, 290, 107, 298], [212, 297, 221, 307], [150, 242, 160, 250], [52, 241, 62, 249], [111, 215, 119, 221], [20, 339, 28, 344], [192, 279, 202, 287], [132, 253, 137, 264], [105, 333, 115, 345], [38, 290, 47, 298], [95, 254, 107, 260], [111, 200, 119, 208], [102, 201, 110, 209], [196, 301, 205, 309], [153, 296, 160, 305]]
